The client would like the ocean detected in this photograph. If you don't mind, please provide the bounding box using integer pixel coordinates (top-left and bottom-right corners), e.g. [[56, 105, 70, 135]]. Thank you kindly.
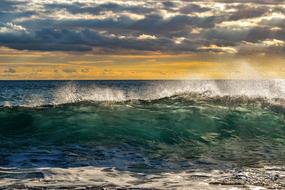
[[0, 80, 284, 189]]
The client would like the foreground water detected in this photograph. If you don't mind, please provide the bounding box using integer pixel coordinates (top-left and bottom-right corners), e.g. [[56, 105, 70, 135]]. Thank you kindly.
[[0, 80, 285, 189]]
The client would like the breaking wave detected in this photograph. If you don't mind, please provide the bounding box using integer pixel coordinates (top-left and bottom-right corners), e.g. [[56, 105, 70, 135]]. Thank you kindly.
[[0, 80, 285, 107], [1, 80, 285, 108], [53, 80, 285, 103], [0, 80, 285, 189]]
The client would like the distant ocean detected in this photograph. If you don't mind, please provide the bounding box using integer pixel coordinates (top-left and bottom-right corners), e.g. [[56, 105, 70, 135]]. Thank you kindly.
[[0, 80, 284, 189]]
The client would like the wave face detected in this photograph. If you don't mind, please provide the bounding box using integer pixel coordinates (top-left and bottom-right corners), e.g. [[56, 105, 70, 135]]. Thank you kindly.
[[0, 80, 285, 188]]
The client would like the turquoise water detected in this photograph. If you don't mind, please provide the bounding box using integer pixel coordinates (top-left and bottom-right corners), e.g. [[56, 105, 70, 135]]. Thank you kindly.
[[0, 81, 285, 173]]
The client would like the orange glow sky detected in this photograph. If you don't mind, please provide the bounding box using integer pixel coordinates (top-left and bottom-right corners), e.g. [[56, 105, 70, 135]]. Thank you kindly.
[[1, 47, 284, 79]]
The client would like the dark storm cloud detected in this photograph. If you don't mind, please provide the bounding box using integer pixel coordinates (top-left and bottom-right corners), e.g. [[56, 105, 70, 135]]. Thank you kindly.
[[228, 6, 268, 20], [180, 4, 211, 14], [0, 0, 21, 11], [45, 2, 153, 15], [0, 28, 93, 51], [0, 27, 178, 52], [0, 0, 284, 55], [188, 0, 282, 5], [204, 27, 271, 43], [0, 11, 36, 23]]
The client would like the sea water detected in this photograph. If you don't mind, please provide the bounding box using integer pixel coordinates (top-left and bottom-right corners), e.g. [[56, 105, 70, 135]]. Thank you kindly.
[[0, 80, 284, 189]]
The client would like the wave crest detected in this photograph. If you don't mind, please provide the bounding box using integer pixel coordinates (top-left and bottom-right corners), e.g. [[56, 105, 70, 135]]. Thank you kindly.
[[52, 80, 285, 104], [1, 80, 285, 108]]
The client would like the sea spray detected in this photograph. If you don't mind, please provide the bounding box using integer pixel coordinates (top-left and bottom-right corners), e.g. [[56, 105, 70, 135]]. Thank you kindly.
[[0, 80, 284, 107]]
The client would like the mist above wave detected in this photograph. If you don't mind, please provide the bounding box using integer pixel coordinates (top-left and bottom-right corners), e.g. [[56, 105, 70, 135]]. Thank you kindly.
[[0, 80, 285, 108], [51, 80, 285, 106]]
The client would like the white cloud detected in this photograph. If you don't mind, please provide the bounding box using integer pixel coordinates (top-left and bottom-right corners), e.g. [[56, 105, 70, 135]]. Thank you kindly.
[[121, 12, 145, 20], [138, 34, 157, 40], [262, 39, 284, 47], [173, 37, 186, 44], [216, 11, 285, 31], [243, 39, 285, 47], [191, 28, 202, 34], [216, 19, 259, 30], [0, 23, 27, 33], [199, 44, 238, 54]]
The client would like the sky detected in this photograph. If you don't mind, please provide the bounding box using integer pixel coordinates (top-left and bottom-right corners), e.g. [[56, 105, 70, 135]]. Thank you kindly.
[[0, 0, 284, 80]]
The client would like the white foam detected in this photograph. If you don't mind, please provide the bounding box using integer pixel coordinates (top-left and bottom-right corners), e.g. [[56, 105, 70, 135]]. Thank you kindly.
[[1, 165, 283, 189], [2, 80, 284, 108], [3, 101, 12, 108], [51, 80, 285, 105]]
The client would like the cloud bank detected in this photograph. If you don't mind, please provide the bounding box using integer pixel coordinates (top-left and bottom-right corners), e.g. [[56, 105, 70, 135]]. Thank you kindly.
[[0, 0, 284, 56]]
